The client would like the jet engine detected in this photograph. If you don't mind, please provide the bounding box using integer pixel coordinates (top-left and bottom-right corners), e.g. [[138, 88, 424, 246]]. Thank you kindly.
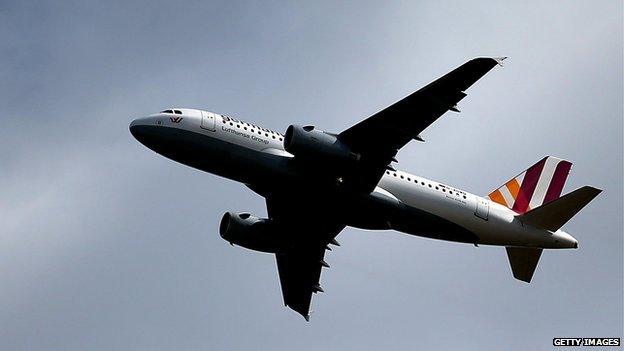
[[219, 212, 286, 253], [283, 125, 360, 164]]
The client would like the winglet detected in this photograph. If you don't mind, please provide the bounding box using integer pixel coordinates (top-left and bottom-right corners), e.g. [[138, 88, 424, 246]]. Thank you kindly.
[[304, 309, 315, 322], [493, 57, 507, 67]]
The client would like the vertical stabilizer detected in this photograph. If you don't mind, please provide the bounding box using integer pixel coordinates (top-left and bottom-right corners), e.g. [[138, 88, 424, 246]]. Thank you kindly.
[[488, 156, 572, 214]]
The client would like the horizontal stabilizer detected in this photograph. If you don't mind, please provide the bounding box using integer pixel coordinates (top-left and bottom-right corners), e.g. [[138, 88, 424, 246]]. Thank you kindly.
[[517, 186, 602, 231], [506, 247, 542, 283]]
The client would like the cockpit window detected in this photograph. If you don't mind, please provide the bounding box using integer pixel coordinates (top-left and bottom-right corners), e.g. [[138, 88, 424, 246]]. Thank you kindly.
[[161, 109, 182, 114]]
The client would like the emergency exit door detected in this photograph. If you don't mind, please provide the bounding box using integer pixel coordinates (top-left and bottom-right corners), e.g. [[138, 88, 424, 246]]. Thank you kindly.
[[201, 111, 216, 131], [475, 197, 489, 220]]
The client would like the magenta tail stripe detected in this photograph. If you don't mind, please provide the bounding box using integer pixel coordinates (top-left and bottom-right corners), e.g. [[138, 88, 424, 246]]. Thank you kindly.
[[512, 157, 547, 213], [543, 160, 572, 204]]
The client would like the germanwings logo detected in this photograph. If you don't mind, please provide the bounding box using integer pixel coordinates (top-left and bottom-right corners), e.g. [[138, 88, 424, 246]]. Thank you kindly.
[[488, 156, 572, 214], [170, 117, 183, 123]]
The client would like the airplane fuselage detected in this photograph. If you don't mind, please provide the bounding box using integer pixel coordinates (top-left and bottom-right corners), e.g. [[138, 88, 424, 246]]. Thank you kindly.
[[130, 108, 578, 250]]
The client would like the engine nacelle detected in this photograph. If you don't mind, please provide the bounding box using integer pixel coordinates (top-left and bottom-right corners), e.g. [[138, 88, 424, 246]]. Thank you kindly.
[[283, 125, 360, 164], [219, 212, 285, 253]]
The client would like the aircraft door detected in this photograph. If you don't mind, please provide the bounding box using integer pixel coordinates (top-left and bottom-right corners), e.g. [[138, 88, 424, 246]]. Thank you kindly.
[[201, 111, 216, 131], [475, 197, 489, 220]]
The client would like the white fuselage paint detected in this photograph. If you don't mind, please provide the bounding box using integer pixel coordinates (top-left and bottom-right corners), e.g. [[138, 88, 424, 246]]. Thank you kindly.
[[130, 109, 578, 249]]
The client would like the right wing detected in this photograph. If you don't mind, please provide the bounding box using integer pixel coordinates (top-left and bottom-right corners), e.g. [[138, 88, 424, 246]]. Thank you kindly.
[[276, 242, 330, 320], [266, 195, 345, 320]]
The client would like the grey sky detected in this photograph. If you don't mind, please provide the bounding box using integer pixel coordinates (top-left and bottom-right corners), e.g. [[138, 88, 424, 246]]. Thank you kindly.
[[1, 1, 622, 350]]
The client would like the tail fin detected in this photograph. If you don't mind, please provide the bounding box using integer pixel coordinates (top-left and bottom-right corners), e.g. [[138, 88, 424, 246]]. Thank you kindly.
[[517, 186, 602, 231], [488, 156, 572, 214]]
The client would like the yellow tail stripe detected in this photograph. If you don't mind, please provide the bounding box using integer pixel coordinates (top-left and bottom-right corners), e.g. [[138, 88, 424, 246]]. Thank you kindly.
[[488, 189, 508, 207], [506, 178, 521, 199]]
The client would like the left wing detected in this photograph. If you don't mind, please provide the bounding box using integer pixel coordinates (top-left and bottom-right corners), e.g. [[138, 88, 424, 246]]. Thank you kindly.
[[266, 195, 345, 320], [339, 57, 505, 151], [337, 57, 505, 191]]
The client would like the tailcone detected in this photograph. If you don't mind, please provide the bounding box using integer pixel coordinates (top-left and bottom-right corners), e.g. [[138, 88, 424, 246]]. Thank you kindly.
[[554, 230, 578, 249]]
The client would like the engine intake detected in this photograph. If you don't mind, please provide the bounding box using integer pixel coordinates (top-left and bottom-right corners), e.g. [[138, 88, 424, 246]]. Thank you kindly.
[[283, 125, 359, 164], [219, 212, 285, 253]]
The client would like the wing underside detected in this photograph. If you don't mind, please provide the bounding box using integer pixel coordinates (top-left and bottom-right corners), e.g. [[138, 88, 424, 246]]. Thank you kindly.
[[276, 244, 327, 320], [266, 196, 345, 320], [336, 57, 505, 191]]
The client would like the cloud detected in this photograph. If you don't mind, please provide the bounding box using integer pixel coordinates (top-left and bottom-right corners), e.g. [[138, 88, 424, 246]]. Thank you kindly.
[[0, 1, 621, 350]]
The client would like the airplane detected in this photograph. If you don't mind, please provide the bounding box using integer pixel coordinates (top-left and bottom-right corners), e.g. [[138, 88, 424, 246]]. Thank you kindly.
[[129, 57, 601, 320]]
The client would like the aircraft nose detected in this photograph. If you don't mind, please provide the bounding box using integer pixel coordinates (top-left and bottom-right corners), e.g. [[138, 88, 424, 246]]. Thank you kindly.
[[129, 117, 151, 139]]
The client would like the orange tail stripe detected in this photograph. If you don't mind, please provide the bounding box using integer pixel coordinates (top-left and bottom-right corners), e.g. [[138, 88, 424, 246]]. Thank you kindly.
[[506, 178, 521, 199], [488, 189, 508, 207]]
